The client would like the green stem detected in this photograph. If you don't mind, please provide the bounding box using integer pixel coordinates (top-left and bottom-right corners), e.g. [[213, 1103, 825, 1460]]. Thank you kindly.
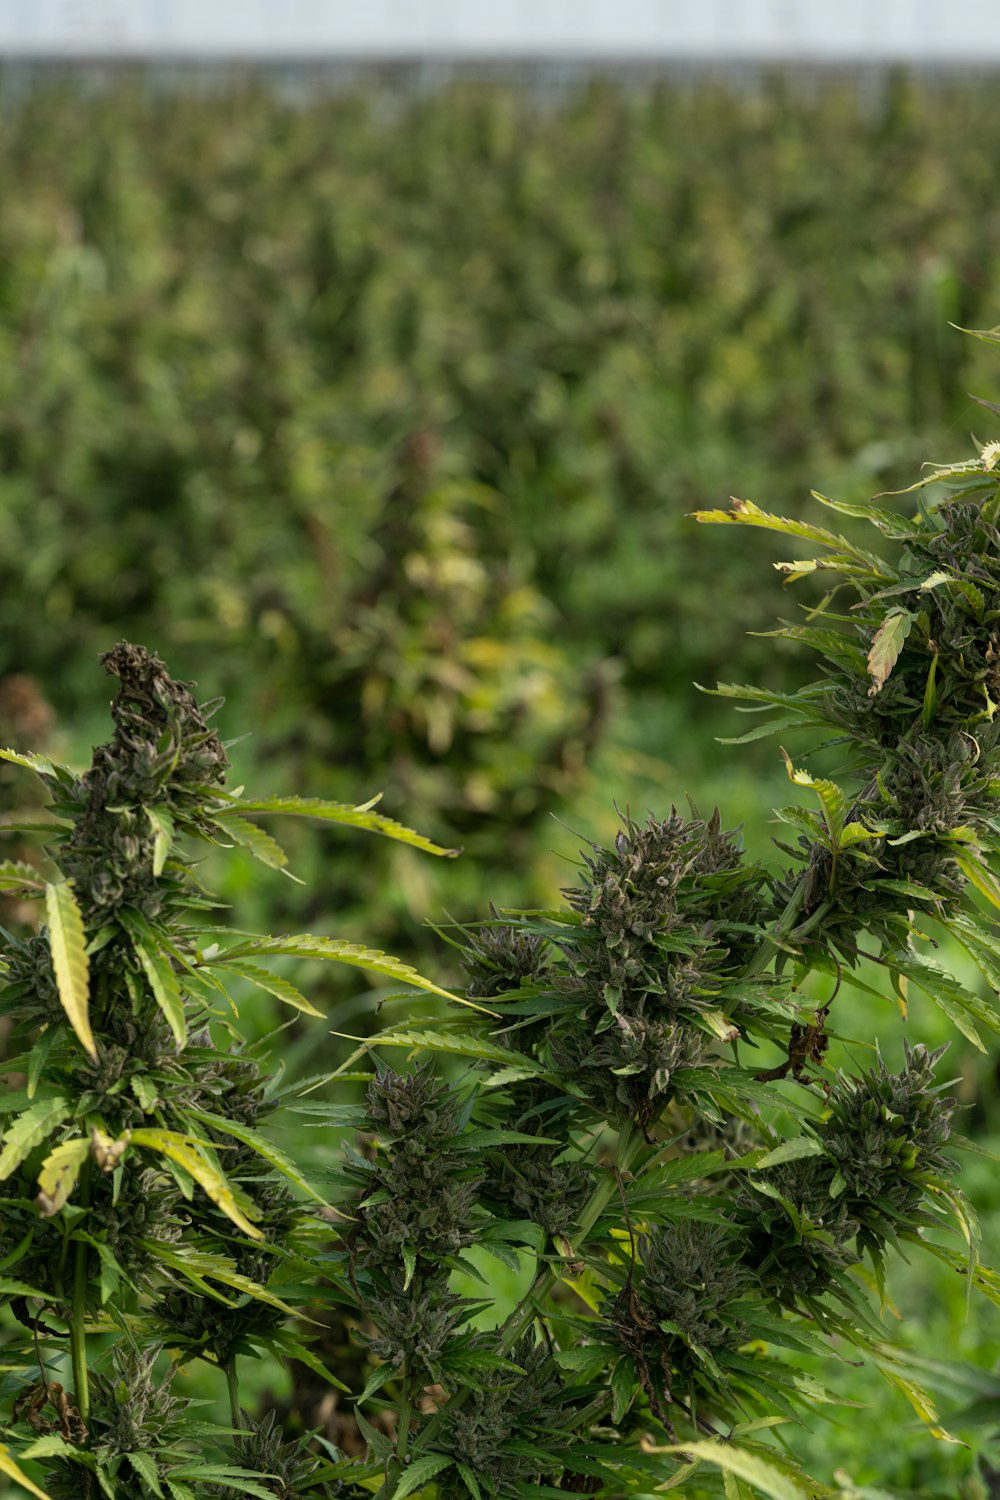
[[395, 1373, 413, 1460], [226, 1360, 243, 1431], [70, 1159, 92, 1426]]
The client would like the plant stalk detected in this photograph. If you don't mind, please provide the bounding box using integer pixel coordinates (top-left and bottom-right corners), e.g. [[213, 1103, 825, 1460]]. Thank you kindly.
[[70, 1159, 92, 1427], [226, 1359, 243, 1431]]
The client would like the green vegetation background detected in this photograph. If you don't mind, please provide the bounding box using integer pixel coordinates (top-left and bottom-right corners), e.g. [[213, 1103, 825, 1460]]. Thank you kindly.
[[2, 68, 1000, 1494]]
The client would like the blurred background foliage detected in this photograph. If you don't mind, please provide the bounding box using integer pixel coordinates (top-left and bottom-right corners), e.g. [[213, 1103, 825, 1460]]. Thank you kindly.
[[3, 66, 1000, 1493]]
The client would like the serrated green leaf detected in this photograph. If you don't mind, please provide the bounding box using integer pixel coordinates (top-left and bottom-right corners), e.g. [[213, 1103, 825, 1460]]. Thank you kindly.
[[610, 1354, 637, 1423], [0, 1098, 71, 1181], [211, 811, 290, 872], [641, 1439, 808, 1499], [455, 1461, 483, 1500], [35, 1136, 90, 1216], [185, 1107, 330, 1207], [754, 1137, 825, 1170], [223, 794, 459, 858], [0, 1443, 53, 1499], [694, 498, 881, 568], [214, 935, 487, 1010], [45, 881, 95, 1060], [866, 609, 914, 695], [132, 938, 187, 1049], [342, 1027, 544, 1073], [0, 748, 73, 784], [129, 1128, 263, 1239], [145, 806, 174, 876], [125, 1450, 164, 1497], [390, 1453, 454, 1500], [0, 859, 44, 892], [223, 962, 323, 1019], [169, 1468, 279, 1498]]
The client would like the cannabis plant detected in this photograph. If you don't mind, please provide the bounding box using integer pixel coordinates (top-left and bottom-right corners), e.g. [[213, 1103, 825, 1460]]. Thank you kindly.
[[0, 642, 459, 1500], [6, 372, 1000, 1499], [320, 369, 1000, 1496]]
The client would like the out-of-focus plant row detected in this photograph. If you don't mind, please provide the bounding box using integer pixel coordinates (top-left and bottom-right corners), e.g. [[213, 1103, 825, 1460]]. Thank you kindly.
[[3, 73, 1000, 940]]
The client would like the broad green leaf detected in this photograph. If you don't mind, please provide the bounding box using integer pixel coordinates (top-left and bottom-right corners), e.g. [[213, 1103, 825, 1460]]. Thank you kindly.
[[125, 1450, 164, 1497], [0, 748, 73, 784], [0, 1444, 52, 1499], [35, 1136, 90, 1216], [639, 1439, 808, 1500], [169, 1468, 280, 1499], [132, 937, 187, 1049], [866, 609, 914, 695], [0, 1098, 71, 1181], [754, 1137, 825, 1170], [185, 1107, 331, 1207], [0, 1278, 65, 1298], [694, 498, 882, 567], [223, 793, 459, 858], [954, 853, 1000, 915], [146, 807, 174, 876], [0, 860, 44, 892], [341, 1027, 545, 1074], [45, 881, 95, 1060], [154, 1244, 315, 1323], [129, 1127, 263, 1239], [214, 934, 490, 1011], [780, 753, 848, 845], [390, 1453, 454, 1500], [224, 961, 324, 1019], [210, 811, 290, 873], [455, 1462, 483, 1500]]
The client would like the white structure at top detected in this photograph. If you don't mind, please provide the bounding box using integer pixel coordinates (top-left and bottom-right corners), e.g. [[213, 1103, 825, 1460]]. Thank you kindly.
[[2, 0, 1000, 62]]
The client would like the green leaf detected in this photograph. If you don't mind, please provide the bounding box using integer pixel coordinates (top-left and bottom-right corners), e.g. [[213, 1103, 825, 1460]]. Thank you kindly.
[[154, 1244, 314, 1324], [0, 1098, 71, 1181], [455, 1462, 483, 1500], [390, 1453, 454, 1500], [754, 1137, 825, 1170], [45, 881, 95, 1060], [610, 1355, 637, 1422], [0, 748, 73, 784], [128, 1128, 264, 1239], [185, 1107, 331, 1207], [0, 860, 44, 892], [223, 962, 324, 1019], [866, 609, 914, 696], [215, 935, 488, 1010], [642, 1439, 809, 1499], [35, 1136, 91, 1216], [344, 1027, 545, 1074], [125, 1450, 164, 1497], [170, 1469, 281, 1498], [693, 498, 881, 568], [223, 794, 460, 858], [210, 811, 290, 873], [0, 1444, 52, 1499], [132, 937, 187, 1049], [145, 806, 174, 876]]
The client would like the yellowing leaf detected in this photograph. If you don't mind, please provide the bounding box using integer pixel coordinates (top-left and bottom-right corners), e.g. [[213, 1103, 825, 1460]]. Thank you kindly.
[[45, 881, 95, 1061], [0, 1098, 72, 1182], [867, 609, 914, 696], [0, 1443, 53, 1498], [35, 1137, 90, 1216], [128, 1127, 264, 1240], [638, 1439, 809, 1500]]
